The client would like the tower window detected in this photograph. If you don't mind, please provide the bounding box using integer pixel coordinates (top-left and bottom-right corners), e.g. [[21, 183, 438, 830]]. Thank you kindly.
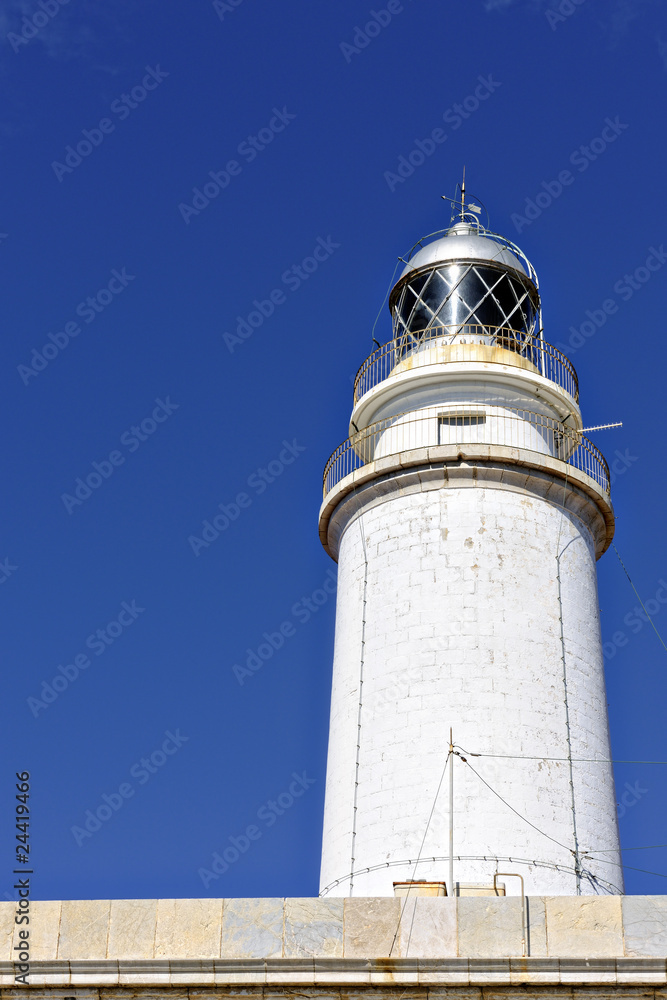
[[439, 414, 486, 427], [438, 412, 486, 445]]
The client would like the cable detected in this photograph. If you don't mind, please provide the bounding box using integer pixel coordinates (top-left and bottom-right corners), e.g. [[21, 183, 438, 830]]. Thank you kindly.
[[612, 544, 667, 653], [370, 259, 402, 347], [320, 854, 622, 897], [349, 516, 369, 896], [460, 755, 666, 891], [458, 750, 667, 765], [459, 757, 573, 854], [553, 463, 581, 891], [388, 751, 451, 957], [454, 744, 667, 882], [578, 852, 667, 882], [586, 844, 667, 854]]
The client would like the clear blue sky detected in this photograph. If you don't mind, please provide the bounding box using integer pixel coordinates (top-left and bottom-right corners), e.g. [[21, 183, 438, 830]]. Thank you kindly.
[[1, 0, 666, 901]]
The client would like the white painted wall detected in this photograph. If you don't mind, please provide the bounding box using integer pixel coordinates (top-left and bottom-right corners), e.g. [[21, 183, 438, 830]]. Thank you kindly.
[[366, 402, 564, 462], [319, 477, 621, 897]]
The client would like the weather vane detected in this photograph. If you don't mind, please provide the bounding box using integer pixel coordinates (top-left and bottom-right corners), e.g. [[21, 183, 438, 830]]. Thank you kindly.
[[441, 168, 483, 225]]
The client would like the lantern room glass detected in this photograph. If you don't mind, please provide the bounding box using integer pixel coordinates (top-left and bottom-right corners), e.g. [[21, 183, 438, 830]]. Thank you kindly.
[[391, 262, 539, 355]]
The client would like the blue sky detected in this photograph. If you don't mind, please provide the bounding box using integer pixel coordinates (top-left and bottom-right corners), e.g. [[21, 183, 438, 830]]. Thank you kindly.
[[1, 0, 667, 901]]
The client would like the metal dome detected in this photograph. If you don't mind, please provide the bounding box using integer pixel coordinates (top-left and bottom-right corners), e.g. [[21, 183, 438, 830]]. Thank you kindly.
[[398, 222, 531, 281], [389, 219, 541, 346]]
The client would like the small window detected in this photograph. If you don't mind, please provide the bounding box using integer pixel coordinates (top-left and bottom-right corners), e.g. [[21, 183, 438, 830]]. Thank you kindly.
[[439, 414, 486, 427], [438, 411, 486, 445]]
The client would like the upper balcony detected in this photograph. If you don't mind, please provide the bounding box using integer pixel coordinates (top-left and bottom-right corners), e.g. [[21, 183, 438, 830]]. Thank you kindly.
[[323, 404, 610, 499], [353, 324, 579, 408]]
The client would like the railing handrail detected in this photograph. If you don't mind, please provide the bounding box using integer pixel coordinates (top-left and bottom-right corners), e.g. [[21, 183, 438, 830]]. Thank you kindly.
[[352, 325, 579, 405], [322, 406, 609, 499]]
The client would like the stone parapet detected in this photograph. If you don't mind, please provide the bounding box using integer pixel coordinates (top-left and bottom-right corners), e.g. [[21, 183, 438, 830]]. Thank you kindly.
[[2, 897, 667, 987]]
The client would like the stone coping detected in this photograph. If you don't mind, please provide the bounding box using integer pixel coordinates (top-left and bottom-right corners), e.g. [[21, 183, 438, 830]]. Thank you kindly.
[[2, 956, 667, 987], [4, 897, 667, 976], [318, 445, 615, 560]]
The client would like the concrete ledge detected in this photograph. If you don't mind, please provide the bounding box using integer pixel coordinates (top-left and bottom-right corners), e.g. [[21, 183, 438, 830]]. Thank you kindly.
[[319, 446, 614, 561], [2, 955, 667, 988]]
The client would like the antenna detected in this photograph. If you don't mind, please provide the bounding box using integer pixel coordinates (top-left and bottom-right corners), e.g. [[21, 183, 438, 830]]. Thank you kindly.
[[580, 422, 623, 433], [441, 171, 485, 227]]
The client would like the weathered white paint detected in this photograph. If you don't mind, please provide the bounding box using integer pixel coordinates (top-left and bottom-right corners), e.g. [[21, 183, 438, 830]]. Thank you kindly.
[[319, 463, 621, 897]]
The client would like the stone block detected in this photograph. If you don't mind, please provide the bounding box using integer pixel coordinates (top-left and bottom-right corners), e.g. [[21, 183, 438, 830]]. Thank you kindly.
[[369, 969, 420, 984], [525, 897, 548, 957], [105, 987, 184, 1000], [374, 456, 400, 476], [557, 957, 617, 982], [213, 969, 268, 984], [616, 956, 667, 983], [261, 968, 316, 985], [107, 899, 157, 959], [426, 988, 479, 999], [13, 900, 61, 961], [400, 448, 429, 467], [343, 898, 401, 957], [508, 957, 560, 984], [154, 899, 223, 959], [118, 972, 171, 985], [169, 960, 215, 985], [58, 900, 110, 960], [622, 896, 667, 957], [0, 903, 16, 962], [19, 971, 71, 985], [70, 962, 121, 985], [466, 958, 513, 983], [396, 898, 456, 958], [312, 963, 372, 984], [457, 898, 526, 958], [220, 897, 283, 959], [284, 898, 344, 958], [353, 465, 379, 488], [544, 897, 623, 958]]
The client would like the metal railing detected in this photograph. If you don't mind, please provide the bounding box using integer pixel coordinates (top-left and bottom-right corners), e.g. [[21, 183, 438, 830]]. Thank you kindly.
[[322, 406, 609, 498], [353, 326, 579, 404]]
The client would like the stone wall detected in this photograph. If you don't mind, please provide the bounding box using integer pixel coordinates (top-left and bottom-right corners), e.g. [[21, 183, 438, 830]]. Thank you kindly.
[[2, 896, 667, 988]]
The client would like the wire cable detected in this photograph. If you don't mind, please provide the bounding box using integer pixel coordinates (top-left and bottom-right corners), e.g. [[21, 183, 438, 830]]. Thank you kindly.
[[455, 744, 666, 878], [457, 749, 667, 765], [586, 844, 667, 854], [578, 852, 667, 882], [370, 259, 402, 347], [459, 756, 574, 854], [320, 853, 622, 897], [612, 544, 667, 653], [348, 515, 369, 896], [388, 751, 451, 957], [553, 464, 581, 890]]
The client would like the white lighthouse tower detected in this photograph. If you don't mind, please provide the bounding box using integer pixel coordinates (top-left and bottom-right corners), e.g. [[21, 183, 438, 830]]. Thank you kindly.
[[318, 190, 622, 899]]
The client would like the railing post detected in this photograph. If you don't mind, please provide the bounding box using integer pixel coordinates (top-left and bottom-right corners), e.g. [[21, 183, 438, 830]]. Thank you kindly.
[[354, 329, 578, 404]]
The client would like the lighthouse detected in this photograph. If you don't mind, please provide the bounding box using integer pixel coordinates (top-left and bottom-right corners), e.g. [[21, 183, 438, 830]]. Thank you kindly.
[[318, 191, 622, 899], [16, 202, 667, 1000]]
